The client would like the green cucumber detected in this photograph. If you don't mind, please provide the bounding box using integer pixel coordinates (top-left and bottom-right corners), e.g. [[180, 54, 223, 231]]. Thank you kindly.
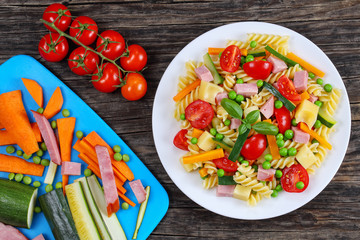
[[218, 176, 237, 185], [212, 138, 233, 153], [133, 186, 150, 239], [265, 45, 298, 66], [263, 82, 296, 112], [65, 181, 101, 240], [228, 128, 251, 162], [248, 48, 266, 57], [318, 107, 337, 128], [203, 53, 224, 84], [0, 179, 38, 228], [44, 161, 57, 185], [39, 188, 79, 240]]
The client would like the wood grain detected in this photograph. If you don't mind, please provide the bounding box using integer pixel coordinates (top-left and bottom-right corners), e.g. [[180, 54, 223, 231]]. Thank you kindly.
[[0, 0, 359, 239]]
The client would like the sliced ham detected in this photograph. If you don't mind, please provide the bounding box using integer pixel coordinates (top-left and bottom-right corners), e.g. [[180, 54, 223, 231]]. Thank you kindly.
[[230, 118, 241, 130], [260, 96, 274, 119], [129, 179, 147, 204], [273, 82, 279, 89], [32, 234, 45, 240], [32, 111, 61, 165], [0, 222, 28, 240], [292, 126, 310, 144], [215, 92, 228, 105], [195, 65, 213, 82], [234, 83, 258, 97], [61, 162, 81, 176], [267, 56, 287, 73], [308, 94, 318, 103], [216, 185, 236, 197], [257, 165, 276, 181], [293, 70, 308, 92], [95, 145, 119, 216]]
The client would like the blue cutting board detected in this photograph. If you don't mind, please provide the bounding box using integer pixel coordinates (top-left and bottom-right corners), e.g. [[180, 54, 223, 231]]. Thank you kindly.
[[0, 55, 169, 240]]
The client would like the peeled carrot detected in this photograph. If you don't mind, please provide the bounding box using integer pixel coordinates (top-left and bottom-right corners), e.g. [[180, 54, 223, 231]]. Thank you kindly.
[[0, 153, 44, 176], [286, 52, 325, 78], [183, 148, 224, 164], [0, 122, 3, 129], [173, 79, 201, 102], [0, 123, 41, 146], [198, 167, 208, 178], [298, 122, 332, 150], [208, 48, 225, 55], [0, 90, 39, 155], [192, 129, 204, 139], [254, 56, 265, 61], [240, 48, 248, 56], [21, 78, 43, 108], [263, 119, 281, 159], [117, 189, 136, 207], [43, 87, 63, 119], [294, 91, 310, 105], [31, 123, 42, 142]]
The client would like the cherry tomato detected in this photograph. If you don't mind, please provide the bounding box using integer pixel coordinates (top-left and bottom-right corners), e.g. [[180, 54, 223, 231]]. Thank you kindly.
[[213, 157, 238, 172], [91, 63, 121, 93], [96, 30, 125, 60], [121, 73, 147, 101], [240, 134, 267, 160], [68, 47, 99, 76], [242, 60, 273, 79], [42, 3, 72, 32], [69, 16, 98, 46], [274, 106, 291, 134], [185, 100, 214, 129], [277, 75, 302, 101], [173, 129, 189, 151], [220, 45, 241, 73], [120, 44, 148, 71], [281, 164, 309, 193], [38, 33, 69, 62]]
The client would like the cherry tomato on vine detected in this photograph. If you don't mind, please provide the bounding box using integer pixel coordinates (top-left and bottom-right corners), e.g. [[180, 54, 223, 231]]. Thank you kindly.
[[277, 75, 302, 101], [42, 3, 72, 32], [38, 33, 69, 62], [120, 44, 148, 71], [68, 47, 99, 76], [121, 73, 147, 101], [213, 157, 238, 172], [91, 63, 121, 93], [173, 129, 189, 151], [242, 60, 273, 79], [96, 30, 125, 60], [185, 100, 214, 129], [69, 16, 98, 46], [220, 45, 241, 73], [274, 106, 291, 134], [281, 164, 309, 193], [240, 134, 267, 160]]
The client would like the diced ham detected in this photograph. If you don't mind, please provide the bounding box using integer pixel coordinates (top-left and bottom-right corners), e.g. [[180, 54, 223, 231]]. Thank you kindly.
[[216, 185, 236, 197], [215, 92, 228, 105], [234, 83, 258, 97], [257, 165, 276, 181], [129, 179, 147, 204], [61, 162, 81, 176], [32, 111, 61, 165], [95, 145, 119, 216], [32, 234, 45, 240], [0, 222, 28, 240], [292, 126, 310, 144], [230, 118, 241, 130], [308, 94, 318, 103], [195, 65, 213, 82], [260, 96, 274, 119], [293, 70, 308, 92], [267, 56, 287, 73]]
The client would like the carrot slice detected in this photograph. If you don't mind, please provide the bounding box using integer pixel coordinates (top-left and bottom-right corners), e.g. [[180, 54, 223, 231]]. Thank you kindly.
[[31, 123, 42, 142], [192, 128, 204, 139], [117, 189, 136, 207], [254, 56, 265, 61], [208, 48, 225, 55], [0, 153, 44, 176], [0, 122, 4, 129], [198, 167, 208, 178], [183, 148, 224, 164], [21, 78, 43, 108], [286, 52, 325, 78], [0, 123, 41, 146], [0, 90, 39, 155], [298, 122, 332, 150], [173, 79, 201, 102], [43, 87, 63, 119], [263, 120, 281, 160]]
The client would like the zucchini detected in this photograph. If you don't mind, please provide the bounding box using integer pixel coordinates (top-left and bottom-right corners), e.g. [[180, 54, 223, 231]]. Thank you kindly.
[[133, 186, 150, 239], [218, 176, 237, 185], [318, 107, 337, 128], [263, 82, 296, 112], [203, 53, 224, 84], [44, 161, 57, 185], [212, 138, 233, 153], [0, 179, 38, 228], [87, 175, 127, 240], [265, 45, 298, 66], [39, 188, 79, 240], [75, 177, 111, 240], [248, 48, 266, 57], [228, 128, 251, 162], [65, 181, 101, 240]]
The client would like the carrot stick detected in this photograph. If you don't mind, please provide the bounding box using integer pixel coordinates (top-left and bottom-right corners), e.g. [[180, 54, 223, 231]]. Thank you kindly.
[[0, 122, 4, 129], [117, 189, 136, 207], [192, 129, 204, 139], [173, 79, 201, 102], [43, 87, 63, 119], [298, 122, 332, 150], [0, 90, 39, 155], [208, 48, 225, 55], [0, 123, 41, 145], [21, 78, 43, 108], [263, 120, 280, 159], [0, 153, 44, 176], [240, 49, 248, 56], [31, 123, 42, 142], [183, 148, 224, 164], [254, 56, 265, 61], [198, 167, 208, 178], [286, 52, 325, 78]]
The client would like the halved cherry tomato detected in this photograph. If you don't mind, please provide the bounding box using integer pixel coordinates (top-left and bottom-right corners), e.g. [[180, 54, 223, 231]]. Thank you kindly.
[[277, 75, 301, 101], [240, 134, 267, 160], [185, 100, 214, 129], [69, 16, 98, 46], [213, 157, 238, 172], [274, 106, 291, 134], [220, 45, 241, 73], [42, 3, 72, 32], [173, 129, 189, 151], [242, 60, 273, 79], [281, 164, 309, 193], [68, 47, 99, 75]]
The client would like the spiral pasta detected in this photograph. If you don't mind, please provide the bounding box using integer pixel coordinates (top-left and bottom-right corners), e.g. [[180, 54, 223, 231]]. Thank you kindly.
[[307, 79, 327, 98], [174, 86, 200, 120], [271, 156, 296, 169], [247, 33, 289, 55], [177, 61, 203, 92], [263, 64, 302, 84], [204, 161, 217, 175], [216, 105, 229, 122], [203, 174, 218, 189], [247, 192, 263, 206], [322, 88, 341, 116], [223, 74, 236, 92], [233, 172, 273, 198], [237, 163, 257, 178], [216, 123, 239, 142]]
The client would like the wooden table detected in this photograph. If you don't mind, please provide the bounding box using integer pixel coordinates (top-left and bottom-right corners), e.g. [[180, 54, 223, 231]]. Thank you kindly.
[[1, 0, 359, 239]]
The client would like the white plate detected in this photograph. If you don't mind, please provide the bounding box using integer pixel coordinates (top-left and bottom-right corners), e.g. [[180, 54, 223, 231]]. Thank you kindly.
[[152, 22, 351, 220]]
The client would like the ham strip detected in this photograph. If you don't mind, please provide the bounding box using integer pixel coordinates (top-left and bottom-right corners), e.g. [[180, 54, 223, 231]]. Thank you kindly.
[[95, 145, 120, 216], [129, 179, 147, 204], [61, 162, 81, 176], [257, 165, 276, 181], [0, 222, 28, 240], [32, 234, 45, 240], [216, 185, 236, 197], [32, 111, 61, 165]]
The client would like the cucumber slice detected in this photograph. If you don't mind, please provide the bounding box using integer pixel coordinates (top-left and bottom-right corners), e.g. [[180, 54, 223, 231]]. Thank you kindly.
[[218, 176, 237, 185], [133, 186, 150, 239], [265, 45, 299, 66], [263, 82, 296, 112], [248, 48, 266, 57], [203, 53, 224, 84], [66, 181, 101, 240], [228, 128, 251, 162], [44, 161, 57, 185], [212, 138, 233, 153], [318, 107, 337, 128]]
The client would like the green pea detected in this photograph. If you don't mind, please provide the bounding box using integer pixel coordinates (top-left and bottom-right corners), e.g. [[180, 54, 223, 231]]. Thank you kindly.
[[308, 72, 315, 79], [279, 148, 288, 157], [276, 133, 284, 141], [51, 120, 57, 129], [33, 156, 41, 164], [23, 153, 32, 160], [236, 78, 244, 84], [114, 153, 123, 161], [34, 206, 42, 213], [45, 184, 53, 193], [274, 100, 283, 109], [250, 40, 257, 48], [241, 160, 249, 166], [276, 139, 285, 148], [55, 182, 63, 189], [180, 113, 186, 120], [291, 119, 297, 127], [252, 165, 258, 172], [215, 133, 224, 140], [113, 145, 121, 153], [288, 147, 297, 156], [314, 120, 322, 129], [260, 180, 266, 185], [40, 142, 47, 151], [316, 78, 323, 85], [275, 184, 283, 192], [296, 181, 305, 189], [228, 90, 237, 100], [271, 190, 278, 198], [76, 130, 84, 139], [123, 154, 130, 162], [264, 154, 272, 162], [84, 168, 92, 177], [224, 119, 231, 126], [122, 202, 129, 210], [16, 150, 23, 156], [324, 84, 332, 92], [314, 100, 323, 107], [8, 173, 15, 180], [15, 173, 23, 182], [41, 159, 50, 166], [246, 55, 254, 62], [191, 137, 198, 144], [284, 129, 294, 139], [275, 170, 283, 178], [262, 161, 271, 170], [235, 94, 244, 103], [33, 181, 41, 188], [36, 149, 44, 157], [37, 108, 44, 114], [256, 80, 263, 88], [62, 109, 70, 117], [5, 146, 15, 154], [210, 128, 217, 136], [217, 169, 225, 177], [312, 139, 319, 144], [238, 156, 244, 162], [23, 176, 32, 185], [201, 175, 208, 180], [216, 144, 221, 149]]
